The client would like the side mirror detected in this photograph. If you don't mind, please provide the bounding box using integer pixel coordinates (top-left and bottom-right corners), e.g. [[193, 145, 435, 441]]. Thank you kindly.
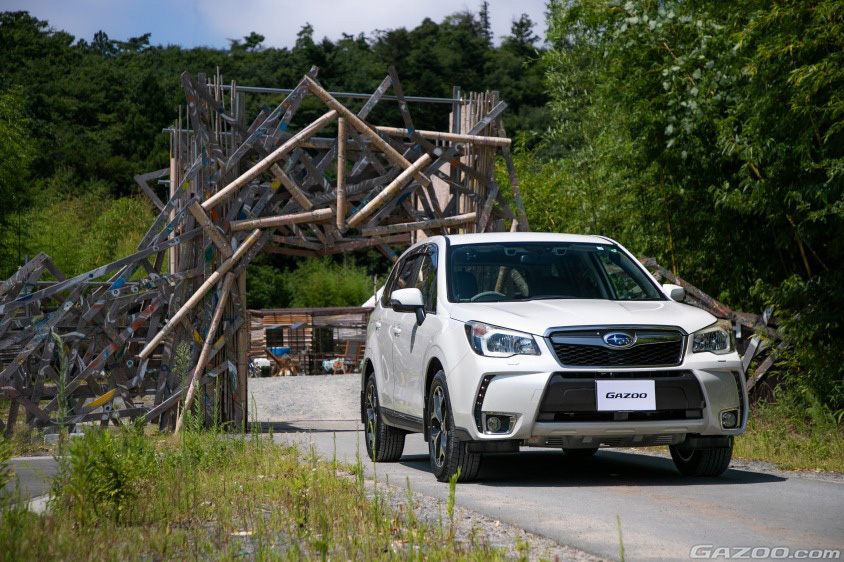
[[662, 283, 686, 302], [390, 287, 426, 324]]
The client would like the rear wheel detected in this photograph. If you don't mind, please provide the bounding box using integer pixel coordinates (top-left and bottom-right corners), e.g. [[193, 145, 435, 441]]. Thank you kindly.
[[427, 371, 482, 482], [563, 447, 599, 458], [363, 376, 405, 462], [669, 438, 733, 476]]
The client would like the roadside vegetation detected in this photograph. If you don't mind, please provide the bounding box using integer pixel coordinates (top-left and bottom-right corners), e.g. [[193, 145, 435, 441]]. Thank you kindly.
[[1, 420, 507, 561], [735, 389, 844, 473]]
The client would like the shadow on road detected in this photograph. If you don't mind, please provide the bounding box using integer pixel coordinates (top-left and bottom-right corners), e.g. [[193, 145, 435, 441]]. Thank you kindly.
[[399, 449, 786, 487], [257, 420, 360, 434]]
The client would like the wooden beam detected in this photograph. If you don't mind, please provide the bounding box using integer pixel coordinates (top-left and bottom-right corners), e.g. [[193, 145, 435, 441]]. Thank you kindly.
[[303, 76, 431, 189], [202, 109, 338, 211], [347, 153, 433, 228], [360, 212, 476, 237], [337, 117, 347, 231], [230, 208, 334, 231], [373, 126, 511, 147], [138, 228, 262, 360], [187, 200, 233, 258]]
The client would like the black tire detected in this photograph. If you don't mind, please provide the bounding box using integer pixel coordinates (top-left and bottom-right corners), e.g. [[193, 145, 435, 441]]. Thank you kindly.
[[563, 447, 599, 458], [669, 438, 733, 477], [363, 376, 405, 462], [427, 371, 482, 482]]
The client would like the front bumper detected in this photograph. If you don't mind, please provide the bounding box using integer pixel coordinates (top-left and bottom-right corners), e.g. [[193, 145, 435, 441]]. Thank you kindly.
[[446, 340, 747, 445]]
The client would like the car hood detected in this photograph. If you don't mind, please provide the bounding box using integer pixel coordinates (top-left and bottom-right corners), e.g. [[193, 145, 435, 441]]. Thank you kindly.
[[447, 299, 715, 336]]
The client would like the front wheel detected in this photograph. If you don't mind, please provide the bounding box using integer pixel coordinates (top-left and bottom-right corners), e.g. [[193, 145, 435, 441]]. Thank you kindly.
[[669, 438, 733, 477], [363, 376, 405, 462], [427, 371, 482, 482]]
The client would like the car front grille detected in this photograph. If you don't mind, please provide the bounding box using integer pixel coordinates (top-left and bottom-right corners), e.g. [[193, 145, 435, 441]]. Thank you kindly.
[[547, 327, 685, 368]]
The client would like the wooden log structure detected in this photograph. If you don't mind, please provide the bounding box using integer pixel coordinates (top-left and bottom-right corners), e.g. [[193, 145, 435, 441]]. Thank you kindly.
[[0, 65, 531, 433]]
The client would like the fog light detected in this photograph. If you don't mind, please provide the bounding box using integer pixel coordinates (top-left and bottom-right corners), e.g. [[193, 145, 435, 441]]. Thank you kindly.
[[721, 410, 738, 429], [486, 416, 502, 433]]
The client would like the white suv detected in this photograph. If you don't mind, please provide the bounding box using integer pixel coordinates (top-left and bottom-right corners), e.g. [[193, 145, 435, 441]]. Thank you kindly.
[[361, 233, 747, 482]]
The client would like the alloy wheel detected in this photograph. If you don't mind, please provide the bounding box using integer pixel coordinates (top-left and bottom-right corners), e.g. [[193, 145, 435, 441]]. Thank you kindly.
[[430, 385, 448, 468]]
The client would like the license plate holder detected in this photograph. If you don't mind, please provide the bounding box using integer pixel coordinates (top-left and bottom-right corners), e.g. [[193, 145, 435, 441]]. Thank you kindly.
[[596, 380, 656, 411]]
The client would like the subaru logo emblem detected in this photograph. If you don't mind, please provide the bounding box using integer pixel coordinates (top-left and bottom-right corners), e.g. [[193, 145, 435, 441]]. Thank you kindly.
[[604, 332, 636, 348]]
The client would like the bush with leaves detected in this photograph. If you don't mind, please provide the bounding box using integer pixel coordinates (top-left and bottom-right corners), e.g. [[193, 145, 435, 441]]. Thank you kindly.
[[50, 423, 157, 525], [541, 0, 844, 407]]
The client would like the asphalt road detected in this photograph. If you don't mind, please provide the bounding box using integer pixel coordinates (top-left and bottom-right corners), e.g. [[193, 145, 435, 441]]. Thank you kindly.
[[261, 376, 844, 561], [3, 456, 59, 504]]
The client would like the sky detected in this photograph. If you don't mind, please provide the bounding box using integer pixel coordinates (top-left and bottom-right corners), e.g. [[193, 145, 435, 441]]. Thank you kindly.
[[4, 0, 548, 49]]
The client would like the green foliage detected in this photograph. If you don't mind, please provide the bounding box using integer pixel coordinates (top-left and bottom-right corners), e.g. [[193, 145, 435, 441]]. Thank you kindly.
[[0, 190, 153, 278], [0, 87, 35, 261], [286, 258, 372, 308], [245, 263, 292, 309], [736, 386, 844, 472], [541, 0, 844, 406], [50, 424, 157, 524]]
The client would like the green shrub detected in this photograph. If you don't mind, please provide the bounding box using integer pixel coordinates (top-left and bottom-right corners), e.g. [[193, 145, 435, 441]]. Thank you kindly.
[[50, 424, 157, 524], [286, 258, 372, 308]]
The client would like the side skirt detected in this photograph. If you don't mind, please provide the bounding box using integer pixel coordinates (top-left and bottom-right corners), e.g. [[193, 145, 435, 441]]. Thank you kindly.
[[381, 407, 424, 433]]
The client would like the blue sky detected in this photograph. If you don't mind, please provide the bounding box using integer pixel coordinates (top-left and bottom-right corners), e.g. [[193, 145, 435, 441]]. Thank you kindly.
[[4, 0, 548, 49]]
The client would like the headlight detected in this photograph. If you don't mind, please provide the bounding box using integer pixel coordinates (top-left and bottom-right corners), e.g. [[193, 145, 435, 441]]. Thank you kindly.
[[464, 321, 540, 357], [692, 319, 735, 355]]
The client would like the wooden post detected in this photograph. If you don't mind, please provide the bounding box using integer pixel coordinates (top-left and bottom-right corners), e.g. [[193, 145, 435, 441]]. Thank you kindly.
[[175, 272, 236, 434], [236, 271, 248, 427], [336, 118, 347, 231]]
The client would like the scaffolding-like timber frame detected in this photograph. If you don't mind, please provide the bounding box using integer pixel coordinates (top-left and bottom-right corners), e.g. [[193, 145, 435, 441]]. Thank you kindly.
[[0, 66, 529, 434]]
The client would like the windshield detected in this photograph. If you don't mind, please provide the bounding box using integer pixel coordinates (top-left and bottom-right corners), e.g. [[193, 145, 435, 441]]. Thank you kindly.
[[446, 242, 664, 303]]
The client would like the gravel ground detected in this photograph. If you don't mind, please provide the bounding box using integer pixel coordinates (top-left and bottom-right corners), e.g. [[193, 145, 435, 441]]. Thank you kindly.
[[358, 472, 604, 561], [249, 374, 360, 423]]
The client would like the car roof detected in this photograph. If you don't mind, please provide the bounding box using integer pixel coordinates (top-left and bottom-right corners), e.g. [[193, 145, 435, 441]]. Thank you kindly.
[[443, 232, 614, 246]]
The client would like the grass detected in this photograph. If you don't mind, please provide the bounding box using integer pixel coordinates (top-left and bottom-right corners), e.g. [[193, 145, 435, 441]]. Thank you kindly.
[[735, 388, 844, 472], [0, 418, 508, 561]]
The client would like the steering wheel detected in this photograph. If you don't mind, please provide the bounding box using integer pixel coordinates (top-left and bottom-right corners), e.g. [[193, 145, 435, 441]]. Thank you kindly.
[[470, 291, 507, 302]]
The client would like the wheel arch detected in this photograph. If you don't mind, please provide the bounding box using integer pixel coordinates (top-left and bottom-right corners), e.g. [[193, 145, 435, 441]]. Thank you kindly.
[[422, 356, 445, 442], [360, 358, 375, 424]]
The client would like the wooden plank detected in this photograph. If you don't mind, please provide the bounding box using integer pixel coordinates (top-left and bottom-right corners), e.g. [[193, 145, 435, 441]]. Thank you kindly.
[[134, 168, 168, 211], [187, 199, 233, 258]]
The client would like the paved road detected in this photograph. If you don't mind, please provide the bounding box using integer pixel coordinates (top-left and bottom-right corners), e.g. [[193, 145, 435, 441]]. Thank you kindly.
[[2, 456, 58, 503], [260, 376, 844, 561]]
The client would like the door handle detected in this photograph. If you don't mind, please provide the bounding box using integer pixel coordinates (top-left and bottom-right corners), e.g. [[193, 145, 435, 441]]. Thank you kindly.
[[392, 327, 402, 336], [374, 321, 382, 331]]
